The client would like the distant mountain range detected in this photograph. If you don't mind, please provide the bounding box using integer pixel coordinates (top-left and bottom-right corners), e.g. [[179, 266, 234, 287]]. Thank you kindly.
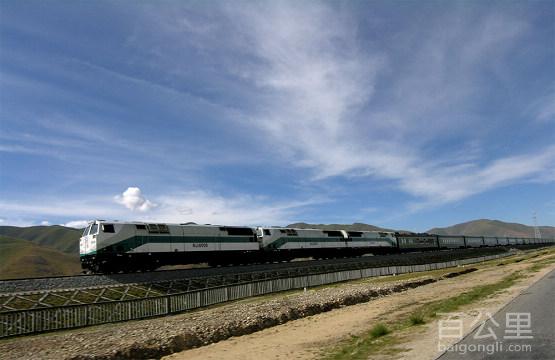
[[289, 219, 554, 238], [428, 219, 555, 238], [0, 219, 553, 279]]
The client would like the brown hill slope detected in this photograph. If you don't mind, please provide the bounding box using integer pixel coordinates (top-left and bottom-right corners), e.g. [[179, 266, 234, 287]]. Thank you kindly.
[[0, 225, 82, 254], [0, 236, 81, 279], [428, 219, 555, 238]]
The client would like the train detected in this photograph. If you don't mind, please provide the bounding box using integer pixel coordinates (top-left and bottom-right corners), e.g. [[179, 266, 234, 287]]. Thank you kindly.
[[79, 220, 554, 273]]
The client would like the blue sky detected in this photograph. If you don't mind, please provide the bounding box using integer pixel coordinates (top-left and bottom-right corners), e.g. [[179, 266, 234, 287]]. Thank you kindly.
[[0, 1, 554, 231]]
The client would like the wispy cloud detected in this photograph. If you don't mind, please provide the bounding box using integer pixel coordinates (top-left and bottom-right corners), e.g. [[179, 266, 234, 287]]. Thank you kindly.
[[532, 91, 555, 123], [170, 2, 553, 208], [1, 1, 553, 229], [0, 188, 325, 226], [63, 220, 89, 229]]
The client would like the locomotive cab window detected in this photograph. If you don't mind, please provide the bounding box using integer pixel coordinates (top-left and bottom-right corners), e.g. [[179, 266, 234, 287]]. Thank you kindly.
[[102, 224, 115, 233], [225, 227, 254, 236], [136, 224, 147, 230], [89, 224, 98, 235]]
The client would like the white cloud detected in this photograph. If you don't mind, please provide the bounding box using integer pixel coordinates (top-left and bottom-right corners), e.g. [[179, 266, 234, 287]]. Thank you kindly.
[[114, 187, 157, 212], [40, 220, 50, 226], [63, 220, 90, 229], [0, 189, 323, 227], [145, 191, 323, 226]]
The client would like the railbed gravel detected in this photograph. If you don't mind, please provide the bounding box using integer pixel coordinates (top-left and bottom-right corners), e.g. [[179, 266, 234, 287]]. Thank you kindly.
[[0, 271, 470, 360]]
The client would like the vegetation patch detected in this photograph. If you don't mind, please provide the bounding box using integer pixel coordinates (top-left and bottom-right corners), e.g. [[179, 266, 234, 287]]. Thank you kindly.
[[528, 257, 555, 272], [408, 313, 425, 325], [442, 268, 477, 278], [369, 323, 390, 337]]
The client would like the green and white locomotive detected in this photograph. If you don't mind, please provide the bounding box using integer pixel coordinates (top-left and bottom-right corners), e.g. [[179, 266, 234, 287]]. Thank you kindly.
[[80, 220, 259, 272]]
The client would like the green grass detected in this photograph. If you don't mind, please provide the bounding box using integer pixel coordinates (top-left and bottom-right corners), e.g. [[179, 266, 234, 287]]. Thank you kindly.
[[324, 325, 398, 360], [528, 256, 555, 272], [421, 271, 523, 318], [369, 323, 390, 337], [408, 313, 425, 325]]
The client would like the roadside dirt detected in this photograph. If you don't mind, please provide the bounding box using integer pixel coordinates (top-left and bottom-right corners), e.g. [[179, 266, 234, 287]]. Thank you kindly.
[[164, 252, 555, 360]]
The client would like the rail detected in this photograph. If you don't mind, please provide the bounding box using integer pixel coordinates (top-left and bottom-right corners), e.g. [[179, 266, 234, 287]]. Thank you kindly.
[[0, 250, 521, 338]]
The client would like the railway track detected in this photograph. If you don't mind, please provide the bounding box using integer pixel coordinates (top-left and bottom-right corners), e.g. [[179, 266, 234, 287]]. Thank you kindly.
[[0, 247, 521, 295]]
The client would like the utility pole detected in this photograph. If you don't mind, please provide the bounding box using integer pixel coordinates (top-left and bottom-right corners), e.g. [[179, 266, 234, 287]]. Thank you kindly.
[[533, 212, 542, 240]]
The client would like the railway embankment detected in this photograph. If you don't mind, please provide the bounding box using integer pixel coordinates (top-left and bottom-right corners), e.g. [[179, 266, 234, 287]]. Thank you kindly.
[[0, 267, 476, 359], [0, 248, 552, 360]]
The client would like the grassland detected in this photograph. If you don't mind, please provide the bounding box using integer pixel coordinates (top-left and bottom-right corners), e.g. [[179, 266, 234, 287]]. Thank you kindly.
[[0, 235, 81, 279], [0, 225, 81, 254]]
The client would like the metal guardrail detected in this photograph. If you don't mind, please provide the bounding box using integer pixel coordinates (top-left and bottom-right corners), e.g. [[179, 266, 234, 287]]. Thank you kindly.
[[0, 252, 515, 338]]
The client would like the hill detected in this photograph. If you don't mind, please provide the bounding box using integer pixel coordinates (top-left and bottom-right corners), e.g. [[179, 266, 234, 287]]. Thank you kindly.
[[428, 219, 555, 238], [0, 236, 81, 279], [0, 225, 82, 254], [287, 222, 393, 232]]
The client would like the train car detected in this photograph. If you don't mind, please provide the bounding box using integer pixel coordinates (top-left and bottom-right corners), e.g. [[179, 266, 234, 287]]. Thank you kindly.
[[483, 237, 498, 247], [396, 233, 438, 251], [80, 220, 259, 272], [256, 227, 346, 251], [256, 227, 397, 258], [465, 236, 484, 248], [437, 235, 465, 249], [497, 237, 509, 246], [345, 230, 397, 253]]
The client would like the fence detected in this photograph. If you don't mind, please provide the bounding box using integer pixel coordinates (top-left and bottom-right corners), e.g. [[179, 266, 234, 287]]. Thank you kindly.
[[0, 253, 512, 338]]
